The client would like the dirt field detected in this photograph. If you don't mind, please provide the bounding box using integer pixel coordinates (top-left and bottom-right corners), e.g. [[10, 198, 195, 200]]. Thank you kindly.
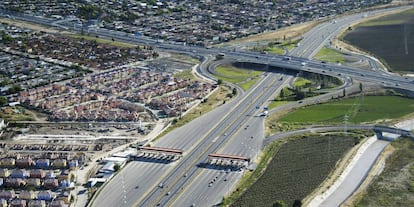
[[0, 18, 72, 34], [219, 20, 320, 47]]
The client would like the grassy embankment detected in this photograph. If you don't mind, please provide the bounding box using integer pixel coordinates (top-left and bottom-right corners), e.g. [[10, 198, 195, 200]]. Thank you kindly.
[[314, 46, 346, 64], [267, 73, 342, 110], [68, 34, 136, 48], [154, 85, 232, 140], [214, 65, 263, 91], [353, 138, 414, 207], [267, 95, 414, 135]]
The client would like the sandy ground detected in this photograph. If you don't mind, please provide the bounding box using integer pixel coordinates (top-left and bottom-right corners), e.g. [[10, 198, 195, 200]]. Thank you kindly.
[[218, 20, 320, 47], [0, 17, 72, 34]]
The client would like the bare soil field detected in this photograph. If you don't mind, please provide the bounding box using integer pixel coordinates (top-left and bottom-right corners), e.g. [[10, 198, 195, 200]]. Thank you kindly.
[[341, 8, 414, 73]]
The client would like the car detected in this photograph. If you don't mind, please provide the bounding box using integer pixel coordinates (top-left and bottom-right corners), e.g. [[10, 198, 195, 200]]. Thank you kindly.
[[283, 56, 291, 61], [321, 61, 326, 64], [301, 62, 307, 66], [158, 183, 164, 188], [337, 73, 341, 76], [184, 173, 188, 177], [322, 70, 326, 73], [166, 191, 171, 196], [298, 101, 303, 103]]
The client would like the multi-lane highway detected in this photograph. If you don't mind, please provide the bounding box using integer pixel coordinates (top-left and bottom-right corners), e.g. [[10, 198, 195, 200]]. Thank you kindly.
[[2, 5, 414, 207]]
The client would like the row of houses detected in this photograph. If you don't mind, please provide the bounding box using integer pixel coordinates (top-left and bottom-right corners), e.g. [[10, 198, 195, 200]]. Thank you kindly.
[[0, 158, 78, 169], [11, 66, 213, 122], [0, 199, 66, 207]]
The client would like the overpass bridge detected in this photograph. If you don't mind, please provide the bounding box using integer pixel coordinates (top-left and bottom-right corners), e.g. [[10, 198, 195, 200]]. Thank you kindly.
[[373, 125, 414, 141], [264, 124, 414, 148]]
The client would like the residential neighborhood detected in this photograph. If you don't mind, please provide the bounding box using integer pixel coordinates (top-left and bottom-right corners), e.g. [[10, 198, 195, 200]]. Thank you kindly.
[[1, 0, 391, 45]]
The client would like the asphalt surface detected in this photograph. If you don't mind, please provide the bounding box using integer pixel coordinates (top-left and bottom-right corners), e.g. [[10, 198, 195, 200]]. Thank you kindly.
[[2, 5, 414, 207], [318, 139, 389, 207]]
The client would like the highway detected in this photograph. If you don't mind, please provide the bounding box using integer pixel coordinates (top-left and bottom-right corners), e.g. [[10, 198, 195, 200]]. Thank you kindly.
[[1, 5, 414, 207]]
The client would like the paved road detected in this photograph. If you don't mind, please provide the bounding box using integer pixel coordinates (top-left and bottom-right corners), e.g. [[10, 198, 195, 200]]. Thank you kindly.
[[3, 6, 414, 207], [169, 74, 289, 207], [319, 139, 389, 207], [139, 72, 284, 207]]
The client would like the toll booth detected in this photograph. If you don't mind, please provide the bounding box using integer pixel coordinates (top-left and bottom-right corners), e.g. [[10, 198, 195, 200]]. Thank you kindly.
[[136, 146, 184, 162], [207, 153, 250, 168]]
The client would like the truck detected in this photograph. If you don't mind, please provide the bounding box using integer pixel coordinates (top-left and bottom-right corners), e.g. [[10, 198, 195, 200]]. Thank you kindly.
[[216, 53, 225, 59]]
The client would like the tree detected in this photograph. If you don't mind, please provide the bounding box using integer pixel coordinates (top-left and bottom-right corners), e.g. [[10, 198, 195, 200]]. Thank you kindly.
[[113, 163, 120, 172], [217, 79, 223, 85], [8, 85, 22, 94], [293, 199, 302, 207], [279, 88, 285, 98], [0, 96, 7, 106], [273, 200, 287, 207], [232, 88, 237, 96]]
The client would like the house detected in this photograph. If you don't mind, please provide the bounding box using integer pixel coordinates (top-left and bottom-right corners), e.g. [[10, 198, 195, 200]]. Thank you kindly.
[[0, 169, 10, 178], [26, 178, 41, 188], [37, 191, 54, 201], [15, 157, 34, 168], [52, 159, 67, 168], [43, 178, 59, 189], [19, 190, 36, 200], [10, 169, 28, 178], [5, 178, 26, 188], [50, 200, 65, 207], [0, 190, 16, 199], [0, 158, 15, 168], [35, 159, 50, 169], [28, 200, 46, 207], [10, 199, 26, 207], [30, 169, 46, 179]]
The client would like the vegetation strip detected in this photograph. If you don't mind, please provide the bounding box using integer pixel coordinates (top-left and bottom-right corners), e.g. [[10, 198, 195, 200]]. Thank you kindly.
[[230, 135, 355, 207]]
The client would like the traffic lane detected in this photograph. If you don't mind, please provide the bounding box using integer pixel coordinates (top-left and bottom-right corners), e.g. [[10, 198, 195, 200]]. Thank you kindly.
[[319, 139, 389, 207], [91, 161, 173, 207], [219, 114, 265, 159], [148, 74, 279, 206], [171, 168, 243, 207], [155, 99, 237, 150]]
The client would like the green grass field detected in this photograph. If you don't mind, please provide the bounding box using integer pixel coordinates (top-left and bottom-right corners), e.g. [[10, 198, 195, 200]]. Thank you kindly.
[[264, 46, 285, 55], [293, 77, 312, 87], [214, 66, 263, 90], [232, 135, 355, 207], [239, 77, 261, 91], [315, 47, 345, 63], [279, 96, 414, 124], [268, 100, 290, 109], [355, 138, 414, 207], [173, 69, 196, 80]]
